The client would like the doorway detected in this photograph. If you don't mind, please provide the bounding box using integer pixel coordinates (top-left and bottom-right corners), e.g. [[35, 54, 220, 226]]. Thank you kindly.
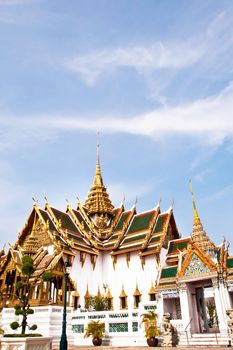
[[195, 286, 218, 333]]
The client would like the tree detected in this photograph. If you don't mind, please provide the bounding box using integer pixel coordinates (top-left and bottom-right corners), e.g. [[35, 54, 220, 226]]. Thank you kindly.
[[84, 320, 105, 342], [141, 310, 159, 339], [85, 294, 111, 311], [9, 256, 54, 335]]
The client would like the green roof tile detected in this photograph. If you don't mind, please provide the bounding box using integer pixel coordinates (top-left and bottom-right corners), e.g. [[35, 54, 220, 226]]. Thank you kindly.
[[149, 235, 161, 244], [123, 233, 146, 244], [161, 266, 177, 279], [73, 210, 90, 232], [39, 210, 56, 230], [153, 215, 167, 233], [227, 258, 233, 269], [114, 212, 130, 232], [51, 208, 78, 232], [128, 211, 154, 234], [168, 240, 188, 254]]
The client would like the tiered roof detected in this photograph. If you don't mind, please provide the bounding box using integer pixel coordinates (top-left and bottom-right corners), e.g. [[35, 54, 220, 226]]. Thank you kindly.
[[157, 183, 231, 290], [83, 151, 114, 216], [0, 149, 182, 273]]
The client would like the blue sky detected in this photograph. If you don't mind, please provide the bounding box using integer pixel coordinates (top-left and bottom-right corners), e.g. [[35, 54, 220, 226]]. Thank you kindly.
[[0, 0, 233, 252]]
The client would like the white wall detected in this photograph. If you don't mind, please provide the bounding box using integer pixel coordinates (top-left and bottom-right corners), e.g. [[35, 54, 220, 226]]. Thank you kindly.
[[70, 251, 159, 310]]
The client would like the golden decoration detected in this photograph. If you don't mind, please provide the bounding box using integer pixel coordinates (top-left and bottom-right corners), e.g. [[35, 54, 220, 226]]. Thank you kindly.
[[126, 252, 130, 267], [189, 181, 216, 253], [140, 256, 145, 270], [112, 255, 117, 270], [83, 142, 114, 228]]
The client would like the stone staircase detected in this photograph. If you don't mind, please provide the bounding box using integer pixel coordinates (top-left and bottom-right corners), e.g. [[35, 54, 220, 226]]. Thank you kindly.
[[178, 331, 231, 347]]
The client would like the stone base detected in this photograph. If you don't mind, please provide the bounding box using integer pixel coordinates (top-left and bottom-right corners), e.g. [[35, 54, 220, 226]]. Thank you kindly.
[[0, 336, 52, 350]]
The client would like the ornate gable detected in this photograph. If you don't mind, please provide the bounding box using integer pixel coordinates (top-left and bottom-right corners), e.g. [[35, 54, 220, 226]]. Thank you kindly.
[[177, 241, 217, 279], [185, 253, 211, 277]]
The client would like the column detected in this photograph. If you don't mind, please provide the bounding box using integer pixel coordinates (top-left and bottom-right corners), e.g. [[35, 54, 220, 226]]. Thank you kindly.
[[178, 283, 191, 332], [156, 292, 164, 325], [212, 278, 228, 334]]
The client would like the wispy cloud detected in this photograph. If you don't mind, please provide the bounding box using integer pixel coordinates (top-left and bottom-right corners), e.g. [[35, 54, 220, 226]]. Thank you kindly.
[[1, 81, 233, 150], [64, 42, 203, 86], [63, 8, 233, 109], [193, 169, 211, 183], [202, 183, 233, 202]]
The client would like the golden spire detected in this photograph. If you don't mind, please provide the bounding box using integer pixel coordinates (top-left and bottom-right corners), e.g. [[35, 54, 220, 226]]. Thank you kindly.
[[83, 135, 114, 219], [189, 180, 215, 253], [189, 180, 202, 228], [23, 212, 40, 254], [94, 132, 103, 187]]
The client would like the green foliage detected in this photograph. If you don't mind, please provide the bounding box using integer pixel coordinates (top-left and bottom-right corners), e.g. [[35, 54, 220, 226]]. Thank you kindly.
[[4, 333, 42, 337], [14, 304, 21, 311], [21, 262, 35, 276], [207, 302, 218, 327], [86, 295, 111, 311], [141, 310, 159, 339], [20, 295, 28, 303], [16, 281, 24, 290], [15, 309, 23, 316], [10, 322, 20, 330], [84, 321, 105, 340], [11, 255, 37, 335], [41, 271, 54, 282], [29, 325, 37, 331], [22, 256, 33, 265], [26, 309, 34, 315]]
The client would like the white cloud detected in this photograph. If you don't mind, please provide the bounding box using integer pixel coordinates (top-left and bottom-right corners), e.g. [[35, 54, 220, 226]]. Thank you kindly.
[[64, 42, 203, 86], [1, 81, 233, 150], [193, 169, 211, 183], [63, 9, 233, 107], [202, 184, 233, 202]]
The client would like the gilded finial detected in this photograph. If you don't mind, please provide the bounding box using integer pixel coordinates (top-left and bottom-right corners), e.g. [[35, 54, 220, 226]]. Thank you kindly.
[[134, 196, 138, 207], [188, 180, 215, 253], [189, 180, 200, 226], [44, 195, 48, 204], [83, 136, 114, 219], [121, 193, 125, 206], [97, 132, 100, 166], [32, 195, 38, 206]]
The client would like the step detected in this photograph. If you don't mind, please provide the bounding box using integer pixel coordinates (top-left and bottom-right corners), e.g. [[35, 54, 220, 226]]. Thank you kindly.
[[178, 332, 231, 347]]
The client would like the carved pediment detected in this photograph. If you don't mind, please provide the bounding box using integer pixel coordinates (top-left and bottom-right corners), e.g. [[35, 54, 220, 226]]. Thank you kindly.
[[22, 218, 52, 252], [185, 253, 210, 277]]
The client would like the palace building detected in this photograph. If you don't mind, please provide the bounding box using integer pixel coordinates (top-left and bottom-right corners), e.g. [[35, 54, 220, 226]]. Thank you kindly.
[[0, 150, 233, 346]]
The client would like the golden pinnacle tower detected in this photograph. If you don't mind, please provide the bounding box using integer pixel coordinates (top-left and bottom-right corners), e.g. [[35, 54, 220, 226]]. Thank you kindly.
[[83, 137, 114, 229], [189, 180, 215, 253]]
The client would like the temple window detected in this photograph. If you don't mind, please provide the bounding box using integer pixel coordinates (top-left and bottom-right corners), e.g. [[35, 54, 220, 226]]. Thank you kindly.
[[119, 286, 128, 309], [230, 291, 233, 308], [5, 270, 16, 296], [149, 293, 156, 301], [148, 283, 156, 301], [106, 287, 113, 310], [120, 296, 127, 309], [133, 284, 142, 308], [72, 290, 80, 310]]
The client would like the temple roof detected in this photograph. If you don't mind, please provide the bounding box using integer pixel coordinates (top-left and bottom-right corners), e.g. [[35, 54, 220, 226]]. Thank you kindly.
[[83, 148, 114, 217], [190, 181, 216, 253]]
